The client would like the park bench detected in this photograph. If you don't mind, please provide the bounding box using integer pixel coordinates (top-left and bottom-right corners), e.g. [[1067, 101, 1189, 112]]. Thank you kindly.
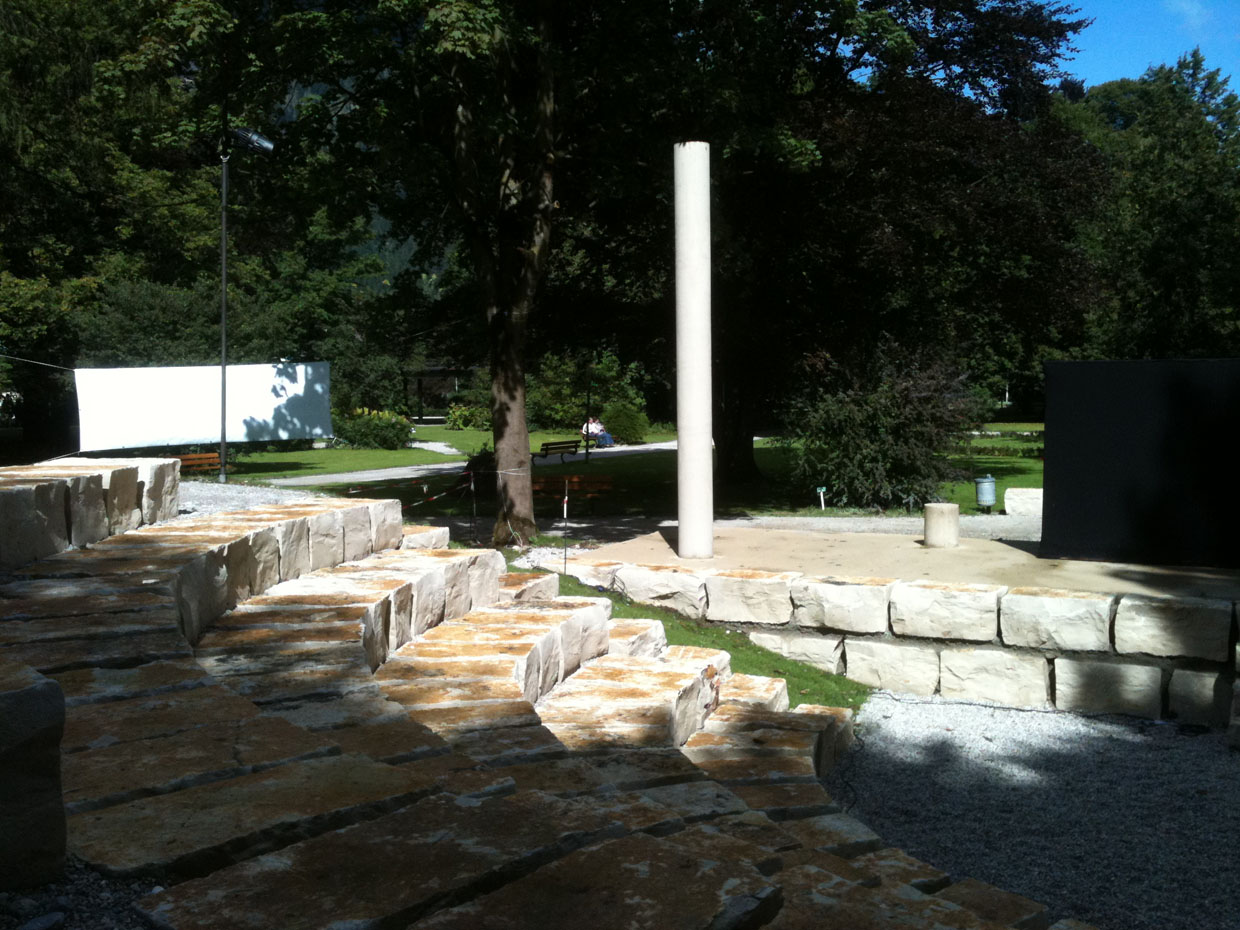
[[176, 452, 223, 474], [531, 439, 581, 463], [532, 474, 614, 512]]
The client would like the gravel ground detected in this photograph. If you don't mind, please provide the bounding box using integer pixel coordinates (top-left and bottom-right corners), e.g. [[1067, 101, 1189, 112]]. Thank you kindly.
[[0, 859, 159, 930], [173, 478, 320, 518], [827, 692, 1240, 930]]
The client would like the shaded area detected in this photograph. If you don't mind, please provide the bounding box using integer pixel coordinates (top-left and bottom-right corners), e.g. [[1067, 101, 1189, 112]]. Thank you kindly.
[[829, 694, 1239, 930]]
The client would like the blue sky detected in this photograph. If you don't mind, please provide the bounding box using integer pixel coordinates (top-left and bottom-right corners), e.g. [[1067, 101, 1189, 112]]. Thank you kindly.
[[1064, 0, 1240, 88]]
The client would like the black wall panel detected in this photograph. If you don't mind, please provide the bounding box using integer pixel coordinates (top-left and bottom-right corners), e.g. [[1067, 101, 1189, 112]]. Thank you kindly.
[[1042, 360, 1240, 568]]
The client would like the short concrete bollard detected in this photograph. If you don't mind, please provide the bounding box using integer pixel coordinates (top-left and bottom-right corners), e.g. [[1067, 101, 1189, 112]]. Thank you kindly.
[[923, 503, 960, 548]]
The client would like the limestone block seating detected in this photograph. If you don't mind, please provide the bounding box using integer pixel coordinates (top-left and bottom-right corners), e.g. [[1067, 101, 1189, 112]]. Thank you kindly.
[[549, 555, 1240, 734], [1, 504, 1105, 928]]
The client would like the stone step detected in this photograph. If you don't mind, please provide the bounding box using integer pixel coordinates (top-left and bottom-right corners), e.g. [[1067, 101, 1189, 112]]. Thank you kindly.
[[498, 571, 560, 602], [69, 753, 438, 880], [934, 878, 1051, 930], [702, 703, 855, 776], [718, 671, 791, 711], [606, 617, 667, 657], [134, 789, 682, 929]]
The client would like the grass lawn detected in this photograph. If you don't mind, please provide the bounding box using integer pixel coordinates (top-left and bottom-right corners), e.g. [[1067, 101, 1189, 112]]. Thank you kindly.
[[228, 424, 678, 482], [547, 571, 871, 711]]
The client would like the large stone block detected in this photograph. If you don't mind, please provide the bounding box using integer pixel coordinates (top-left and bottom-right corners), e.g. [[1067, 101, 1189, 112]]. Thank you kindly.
[[1000, 587, 1114, 652], [614, 564, 709, 618], [125, 458, 180, 525], [558, 557, 624, 590], [0, 661, 66, 889], [308, 508, 345, 571], [400, 525, 451, 550], [272, 517, 310, 582], [1054, 656, 1162, 718], [792, 576, 893, 634], [1168, 668, 1231, 726], [1114, 594, 1232, 662], [1003, 487, 1043, 517], [339, 504, 373, 562], [466, 549, 505, 610], [56, 460, 141, 534], [367, 499, 403, 552], [705, 570, 800, 626], [174, 549, 229, 644], [844, 638, 940, 695], [749, 631, 845, 675], [940, 646, 1050, 707], [890, 581, 1003, 642], [52, 474, 108, 546], [0, 481, 69, 569]]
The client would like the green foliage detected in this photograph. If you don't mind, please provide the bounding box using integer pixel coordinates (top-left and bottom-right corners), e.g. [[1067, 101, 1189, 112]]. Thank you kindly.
[[600, 401, 648, 445], [333, 408, 415, 450], [525, 349, 647, 431], [779, 348, 989, 509], [445, 404, 491, 430]]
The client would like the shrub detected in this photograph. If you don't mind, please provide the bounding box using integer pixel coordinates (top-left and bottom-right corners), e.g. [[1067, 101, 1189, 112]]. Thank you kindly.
[[601, 401, 649, 445], [779, 347, 988, 509], [333, 407, 415, 449], [445, 403, 491, 430]]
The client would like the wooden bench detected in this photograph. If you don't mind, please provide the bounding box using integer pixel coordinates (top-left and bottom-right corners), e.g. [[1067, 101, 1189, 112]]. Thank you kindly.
[[176, 452, 223, 474], [531, 439, 581, 463], [532, 474, 614, 510]]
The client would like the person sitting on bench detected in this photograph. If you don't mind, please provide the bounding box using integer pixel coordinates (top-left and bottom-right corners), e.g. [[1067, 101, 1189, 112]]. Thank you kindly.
[[581, 416, 614, 448]]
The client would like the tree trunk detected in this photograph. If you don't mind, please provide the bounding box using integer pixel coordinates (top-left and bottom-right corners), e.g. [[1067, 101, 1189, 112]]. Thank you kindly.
[[489, 305, 536, 546]]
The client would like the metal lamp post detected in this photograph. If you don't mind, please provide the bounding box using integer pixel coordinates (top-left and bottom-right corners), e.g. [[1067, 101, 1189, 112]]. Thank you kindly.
[[219, 127, 274, 483]]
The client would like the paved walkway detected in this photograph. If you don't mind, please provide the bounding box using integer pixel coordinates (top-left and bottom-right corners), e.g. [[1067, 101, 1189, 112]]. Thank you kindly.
[[267, 440, 679, 487]]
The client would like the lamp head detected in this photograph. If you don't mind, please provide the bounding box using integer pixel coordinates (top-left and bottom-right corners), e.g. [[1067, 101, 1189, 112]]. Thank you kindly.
[[231, 127, 274, 155]]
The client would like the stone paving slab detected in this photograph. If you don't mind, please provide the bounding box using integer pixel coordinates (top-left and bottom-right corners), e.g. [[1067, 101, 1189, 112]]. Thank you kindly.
[[135, 790, 678, 930], [728, 781, 840, 820], [62, 715, 338, 813], [415, 824, 783, 930], [0, 607, 182, 645], [935, 878, 1049, 930], [852, 847, 951, 893], [2, 630, 193, 674], [62, 684, 262, 752], [70, 753, 436, 880], [50, 658, 214, 706]]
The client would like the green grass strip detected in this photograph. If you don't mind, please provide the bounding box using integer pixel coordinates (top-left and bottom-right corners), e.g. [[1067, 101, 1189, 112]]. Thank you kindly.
[[541, 568, 872, 712]]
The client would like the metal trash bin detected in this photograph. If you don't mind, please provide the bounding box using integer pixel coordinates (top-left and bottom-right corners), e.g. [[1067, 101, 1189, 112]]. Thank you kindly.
[[974, 474, 996, 512]]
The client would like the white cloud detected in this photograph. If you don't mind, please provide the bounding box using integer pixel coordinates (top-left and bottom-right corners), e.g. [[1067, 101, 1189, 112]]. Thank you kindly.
[[1162, 0, 1212, 33]]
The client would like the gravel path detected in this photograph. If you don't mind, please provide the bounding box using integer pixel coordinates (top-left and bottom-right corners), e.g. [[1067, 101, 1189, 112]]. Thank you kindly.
[[827, 693, 1240, 930]]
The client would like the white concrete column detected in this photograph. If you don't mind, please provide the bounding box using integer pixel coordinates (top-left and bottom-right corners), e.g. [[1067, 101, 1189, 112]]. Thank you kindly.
[[674, 141, 713, 559], [923, 503, 960, 548]]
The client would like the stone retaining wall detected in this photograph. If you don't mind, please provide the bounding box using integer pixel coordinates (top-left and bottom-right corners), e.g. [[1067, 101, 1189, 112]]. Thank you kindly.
[[0, 458, 181, 570], [549, 557, 1240, 742]]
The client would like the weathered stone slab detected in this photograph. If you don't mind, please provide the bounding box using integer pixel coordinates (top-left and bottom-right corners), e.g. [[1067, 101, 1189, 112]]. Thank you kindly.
[[1114, 594, 1232, 662], [720, 672, 790, 711], [557, 556, 624, 589], [774, 811, 883, 857], [54, 459, 142, 534], [940, 646, 1050, 707], [307, 508, 344, 571], [749, 631, 844, 674], [1000, 587, 1114, 652], [1003, 487, 1043, 517], [728, 781, 839, 820], [51, 659, 213, 706], [705, 569, 800, 626], [366, 498, 403, 552], [415, 825, 781, 930], [0, 607, 181, 646], [851, 846, 950, 893], [793, 576, 894, 634], [1054, 656, 1162, 718], [499, 571, 560, 602], [772, 876, 1002, 930], [2, 631, 192, 675], [135, 792, 692, 930], [845, 638, 940, 696], [1168, 667, 1231, 726], [400, 524, 450, 549], [890, 581, 1003, 642], [0, 661, 66, 889], [0, 480, 69, 570], [936, 877, 1049, 930], [71, 753, 433, 879], [272, 515, 310, 582], [614, 563, 709, 618], [62, 716, 337, 813], [62, 685, 261, 752], [173, 549, 228, 644], [608, 618, 668, 658]]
